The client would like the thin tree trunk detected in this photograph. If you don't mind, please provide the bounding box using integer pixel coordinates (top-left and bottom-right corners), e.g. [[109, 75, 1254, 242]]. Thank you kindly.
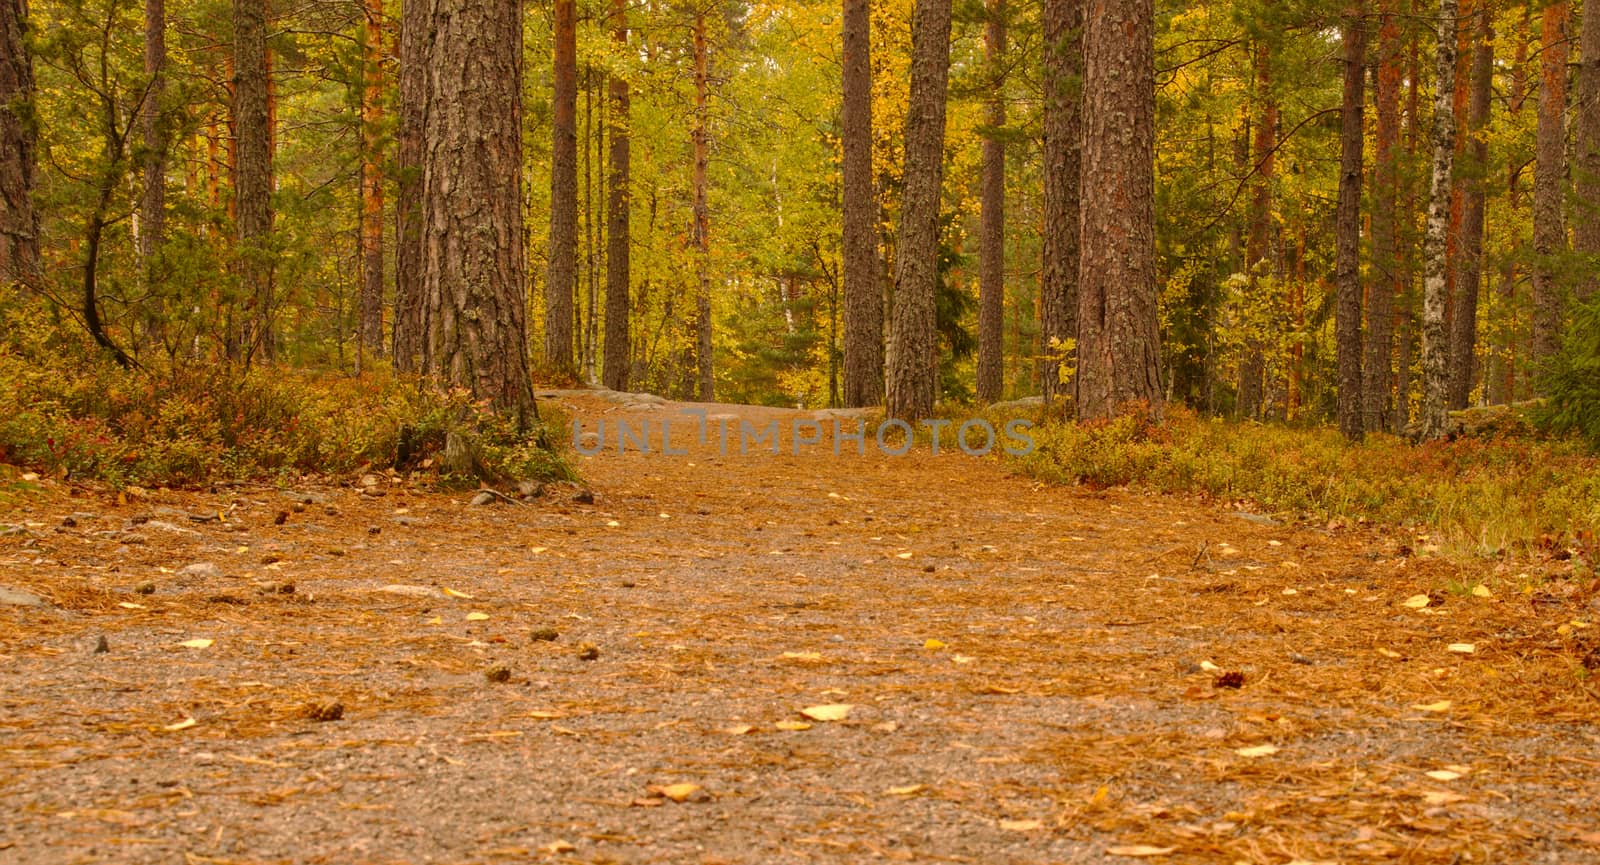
[[1491, 16, 1530, 405], [1531, 2, 1569, 371], [545, 0, 577, 373], [692, 12, 713, 401], [1364, 0, 1401, 432], [602, 0, 631, 391], [583, 77, 598, 384], [1418, 0, 1458, 440], [840, 0, 882, 407], [418, 0, 536, 424], [358, 0, 384, 360], [1576, 0, 1600, 302], [139, 0, 166, 343], [1239, 40, 1276, 420], [1075, 0, 1161, 420], [884, 0, 954, 419], [234, 0, 274, 364], [393, 0, 425, 371], [1450, 0, 1492, 408], [1336, 2, 1366, 441], [0, 0, 38, 287], [1039, 0, 1081, 408], [1394, 21, 1423, 433], [975, 0, 1005, 403]]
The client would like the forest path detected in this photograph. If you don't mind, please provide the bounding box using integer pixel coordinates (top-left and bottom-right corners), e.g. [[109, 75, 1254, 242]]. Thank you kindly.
[[1, 392, 1597, 864]]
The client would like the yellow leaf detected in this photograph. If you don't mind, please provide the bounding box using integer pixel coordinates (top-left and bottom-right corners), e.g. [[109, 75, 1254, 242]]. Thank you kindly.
[[1377, 648, 1403, 658], [1106, 845, 1178, 858], [163, 717, 197, 731], [1412, 700, 1453, 712], [1199, 660, 1221, 672], [1235, 744, 1279, 758], [999, 819, 1044, 832], [443, 587, 475, 599], [775, 720, 813, 731], [465, 612, 490, 621], [540, 840, 576, 854], [780, 651, 823, 661], [651, 782, 702, 803], [1422, 791, 1468, 805], [1425, 769, 1463, 781], [1402, 594, 1432, 609], [606, 520, 621, 527], [1447, 643, 1475, 654], [1089, 785, 1110, 806], [895, 552, 913, 559], [924, 639, 946, 650], [1471, 585, 1493, 598], [951, 654, 976, 664], [425, 615, 442, 625], [117, 602, 145, 610], [885, 784, 924, 796], [725, 724, 755, 735], [800, 704, 853, 722], [177, 638, 214, 649]]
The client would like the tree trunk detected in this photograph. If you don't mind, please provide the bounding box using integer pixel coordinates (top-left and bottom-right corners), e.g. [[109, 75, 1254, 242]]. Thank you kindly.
[[1335, 2, 1366, 441], [0, 0, 37, 287], [358, 0, 385, 361], [1364, 0, 1401, 432], [1040, 0, 1081, 408], [1531, 2, 1569, 372], [1576, 0, 1600, 303], [1418, 0, 1458, 440], [1449, 0, 1492, 409], [139, 0, 166, 339], [393, 0, 426, 371], [884, 0, 954, 420], [692, 12, 713, 401], [418, 0, 536, 424], [1239, 40, 1276, 420], [975, 0, 1005, 403], [545, 0, 577, 373], [840, 0, 882, 407], [602, 0, 631, 391], [234, 0, 274, 364], [1075, 0, 1161, 420]]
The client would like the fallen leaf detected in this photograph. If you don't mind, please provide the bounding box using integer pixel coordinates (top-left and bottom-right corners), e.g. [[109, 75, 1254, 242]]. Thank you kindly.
[[780, 651, 823, 661], [1402, 594, 1432, 609], [800, 704, 853, 722], [117, 602, 145, 610], [895, 552, 913, 559], [951, 654, 976, 664], [648, 782, 702, 803], [1425, 770, 1463, 781], [1199, 660, 1221, 672], [540, 840, 576, 854], [924, 638, 946, 650], [774, 720, 812, 731], [163, 717, 197, 731], [1447, 643, 1475, 654], [999, 819, 1044, 832], [1376, 648, 1403, 658], [465, 612, 490, 621], [1106, 845, 1178, 858], [1422, 791, 1468, 805], [1235, 744, 1279, 758], [177, 638, 214, 649], [1471, 585, 1493, 598], [725, 724, 755, 735], [1412, 700, 1453, 713], [885, 784, 924, 796], [442, 587, 475, 599]]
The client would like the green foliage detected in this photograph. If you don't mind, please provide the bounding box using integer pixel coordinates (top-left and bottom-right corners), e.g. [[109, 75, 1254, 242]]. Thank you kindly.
[[1014, 408, 1600, 555], [1535, 294, 1600, 450]]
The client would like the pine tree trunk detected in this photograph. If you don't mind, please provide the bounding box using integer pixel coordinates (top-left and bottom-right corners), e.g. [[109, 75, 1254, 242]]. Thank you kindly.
[[1075, 0, 1161, 420], [884, 0, 954, 420], [692, 12, 714, 401], [1039, 0, 1080, 408], [234, 0, 274, 364], [1449, 0, 1492, 409], [1531, 2, 1569, 372], [393, 0, 425, 371], [0, 0, 37, 287], [840, 0, 882, 407], [1576, 0, 1600, 303], [975, 0, 1005, 404], [602, 0, 631, 392], [417, 0, 536, 424], [1335, 2, 1366, 441], [1418, 0, 1458, 440], [1364, 0, 1401, 432], [139, 0, 166, 340], [545, 0, 577, 374], [1239, 40, 1275, 420], [358, 0, 385, 361]]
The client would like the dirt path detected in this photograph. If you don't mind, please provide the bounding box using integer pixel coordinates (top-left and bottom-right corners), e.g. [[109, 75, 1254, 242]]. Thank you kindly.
[[2, 393, 1598, 865]]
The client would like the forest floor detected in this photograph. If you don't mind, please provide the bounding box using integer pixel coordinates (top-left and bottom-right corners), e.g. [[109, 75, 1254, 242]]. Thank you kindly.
[[2, 392, 1599, 865]]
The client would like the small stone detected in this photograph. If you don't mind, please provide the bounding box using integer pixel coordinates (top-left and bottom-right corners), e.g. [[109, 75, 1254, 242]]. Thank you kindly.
[[304, 700, 344, 722], [573, 490, 595, 505], [260, 553, 283, 565], [176, 562, 222, 580], [470, 491, 496, 506], [530, 627, 560, 642], [576, 643, 600, 661], [134, 581, 156, 595], [291, 502, 307, 514], [93, 635, 109, 654], [484, 664, 512, 683]]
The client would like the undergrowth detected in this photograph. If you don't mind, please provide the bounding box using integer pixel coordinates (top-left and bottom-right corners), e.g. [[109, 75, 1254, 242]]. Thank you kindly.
[[1010, 407, 1600, 557]]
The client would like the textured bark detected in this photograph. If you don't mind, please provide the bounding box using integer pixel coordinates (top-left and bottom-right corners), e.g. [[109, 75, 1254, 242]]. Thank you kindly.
[[358, 0, 384, 360], [234, 0, 274, 363], [392, 0, 426, 371], [1238, 40, 1275, 420], [545, 0, 577, 373], [884, 0, 954, 420], [1364, 0, 1401, 432], [1039, 0, 1081, 407], [602, 0, 631, 392], [1531, 3, 1568, 372], [691, 13, 713, 401], [0, 0, 36, 286], [974, 0, 1005, 404], [139, 0, 166, 331], [840, 0, 882, 407], [1418, 0, 1458, 440], [1449, 0, 1492, 409], [417, 0, 536, 423], [1075, 0, 1161, 421], [1577, 0, 1600, 302], [1335, 3, 1366, 441]]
